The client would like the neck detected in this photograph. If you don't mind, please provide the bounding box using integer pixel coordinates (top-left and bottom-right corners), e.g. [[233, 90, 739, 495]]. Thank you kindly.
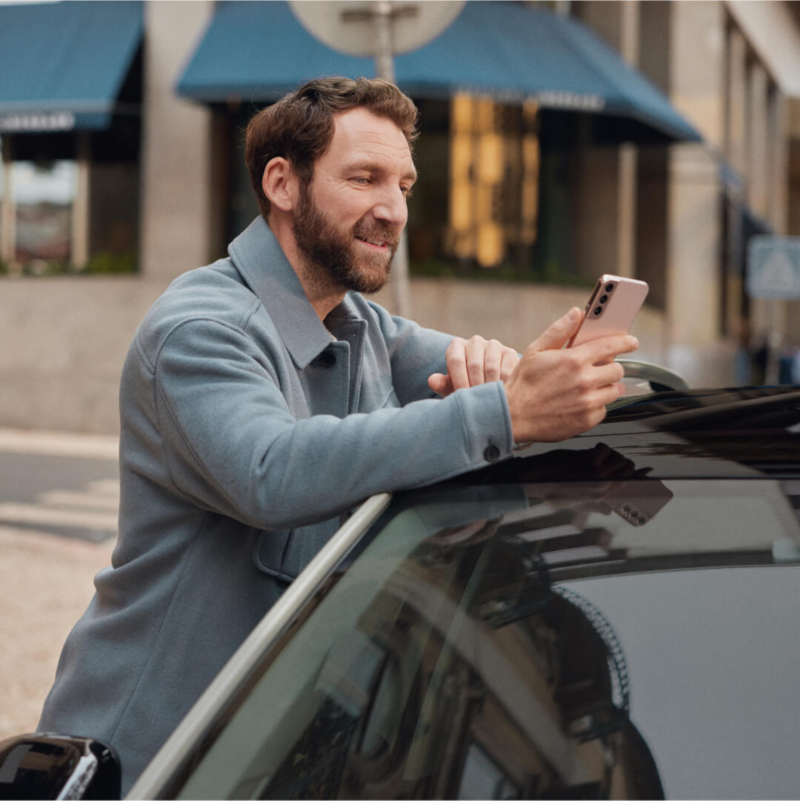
[[267, 213, 346, 322]]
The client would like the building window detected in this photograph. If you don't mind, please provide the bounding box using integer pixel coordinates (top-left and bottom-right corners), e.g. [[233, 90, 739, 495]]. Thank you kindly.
[[0, 122, 140, 277], [13, 158, 77, 273], [0, 43, 142, 278]]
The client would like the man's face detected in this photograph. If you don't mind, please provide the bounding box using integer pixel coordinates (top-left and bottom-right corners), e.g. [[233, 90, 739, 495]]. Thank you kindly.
[[292, 107, 417, 294]]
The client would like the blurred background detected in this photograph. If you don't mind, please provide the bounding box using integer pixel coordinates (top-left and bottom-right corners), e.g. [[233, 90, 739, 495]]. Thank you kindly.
[[0, 0, 799, 434], [1, 0, 800, 739]]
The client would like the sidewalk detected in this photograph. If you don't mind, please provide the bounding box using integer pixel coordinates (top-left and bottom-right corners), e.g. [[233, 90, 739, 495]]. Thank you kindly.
[[0, 428, 119, 739]]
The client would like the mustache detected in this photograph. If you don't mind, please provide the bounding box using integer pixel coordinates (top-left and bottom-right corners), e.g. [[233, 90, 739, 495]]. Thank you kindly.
[[352, 220, 400, 249]]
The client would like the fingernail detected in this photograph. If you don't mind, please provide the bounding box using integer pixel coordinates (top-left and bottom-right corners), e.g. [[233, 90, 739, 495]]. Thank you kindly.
[[569, 307, 580, 322], [629, 336, 639, 349]]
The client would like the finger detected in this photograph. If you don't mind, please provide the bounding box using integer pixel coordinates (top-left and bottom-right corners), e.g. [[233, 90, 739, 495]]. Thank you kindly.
[[594, 383, 624, 407], [500, 348, 520, 381], [593, 360, 625, 387], [465, 336, 487, 386], [445, 338, 470, 391], [527, 307, 583, 353], [428, 373, 454, 397], [575, 334, 639, 366], [588, 404, 609, 428], [484, 340, 503, 382]]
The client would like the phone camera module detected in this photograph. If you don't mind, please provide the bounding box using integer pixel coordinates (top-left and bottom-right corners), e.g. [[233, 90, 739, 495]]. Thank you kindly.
[[593, 306, 603, 316], [599, 294, 608, 304], [605, 283, 615, 293]]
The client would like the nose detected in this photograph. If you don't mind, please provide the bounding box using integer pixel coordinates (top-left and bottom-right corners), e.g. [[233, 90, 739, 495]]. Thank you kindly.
[[372, 186, 407, 229]]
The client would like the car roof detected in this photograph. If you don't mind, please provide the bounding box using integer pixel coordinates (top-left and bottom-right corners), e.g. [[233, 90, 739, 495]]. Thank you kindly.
[[446, 386, 800, 483]]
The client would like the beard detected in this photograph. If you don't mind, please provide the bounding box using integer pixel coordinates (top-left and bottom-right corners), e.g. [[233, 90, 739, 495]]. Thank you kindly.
[[293, 183, 398, 295]]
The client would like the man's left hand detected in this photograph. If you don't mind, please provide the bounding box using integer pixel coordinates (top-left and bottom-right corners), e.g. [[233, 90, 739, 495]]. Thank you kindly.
[[428, 336, 520, 397]]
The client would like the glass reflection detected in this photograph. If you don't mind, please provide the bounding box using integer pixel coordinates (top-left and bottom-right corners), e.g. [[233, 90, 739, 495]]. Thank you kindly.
[[13, 159, 76, 271], [171, 475, 799, 800], [176, 486, 669, 800]]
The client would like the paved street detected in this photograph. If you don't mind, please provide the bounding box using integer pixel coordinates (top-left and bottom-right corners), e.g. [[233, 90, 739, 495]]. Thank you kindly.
[[0, 429, 119, 739]]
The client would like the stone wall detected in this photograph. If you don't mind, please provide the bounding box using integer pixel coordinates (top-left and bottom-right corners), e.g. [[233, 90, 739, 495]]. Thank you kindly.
[[0, 269, 741, 435]]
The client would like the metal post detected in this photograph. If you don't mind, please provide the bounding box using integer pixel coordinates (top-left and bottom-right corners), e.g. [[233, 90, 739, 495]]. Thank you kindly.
[[765, 299, 783, 385], [373, 0, 411, 318], [373, 1, 395, 83]]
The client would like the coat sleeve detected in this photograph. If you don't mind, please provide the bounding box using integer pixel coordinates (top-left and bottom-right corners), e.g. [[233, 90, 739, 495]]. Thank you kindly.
[[365, 300, 453, 405], [152, 318, 514, 531]]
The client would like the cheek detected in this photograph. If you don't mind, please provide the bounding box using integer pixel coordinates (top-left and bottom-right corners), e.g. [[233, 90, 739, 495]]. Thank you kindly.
[[331, 189, 377, 225]]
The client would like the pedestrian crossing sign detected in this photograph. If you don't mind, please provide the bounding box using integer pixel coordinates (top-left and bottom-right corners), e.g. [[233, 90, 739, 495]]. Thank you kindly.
[[746, 236, 800, 300]]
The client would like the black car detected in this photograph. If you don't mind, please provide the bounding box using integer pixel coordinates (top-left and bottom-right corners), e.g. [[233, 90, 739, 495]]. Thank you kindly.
[[3, 383, 800, 800]]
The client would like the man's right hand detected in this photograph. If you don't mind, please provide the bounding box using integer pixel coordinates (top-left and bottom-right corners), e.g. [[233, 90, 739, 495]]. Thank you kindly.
[[504, 307, 639, 443]]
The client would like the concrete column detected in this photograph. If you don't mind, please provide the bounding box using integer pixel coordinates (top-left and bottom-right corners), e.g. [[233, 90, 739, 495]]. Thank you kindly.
[[664, 2, 729, 383], [0, 136, 13, 265], [140, 0, 216, 282], [72, 132, 91, 268], [786, 100, 800, 345], [671, 2, 726, 149], [725, 27, 747, 177], [666, 147, 723, 346], [768, 89, 788, 234], [747, 61, 770, 220], [573, 1, 639, 280]]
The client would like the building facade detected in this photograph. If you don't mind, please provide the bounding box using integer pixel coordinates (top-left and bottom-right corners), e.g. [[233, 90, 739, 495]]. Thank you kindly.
[[0, 0, 798, 434]]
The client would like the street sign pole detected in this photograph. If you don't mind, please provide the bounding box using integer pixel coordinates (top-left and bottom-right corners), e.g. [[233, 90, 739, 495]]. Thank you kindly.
[[373, 1, 395, 82], [371, 1, 411, 318]]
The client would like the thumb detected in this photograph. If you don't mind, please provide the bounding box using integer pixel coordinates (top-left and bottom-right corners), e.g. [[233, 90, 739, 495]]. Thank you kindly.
[[528, 307, 582, 353], [428, 373, 454, 397]]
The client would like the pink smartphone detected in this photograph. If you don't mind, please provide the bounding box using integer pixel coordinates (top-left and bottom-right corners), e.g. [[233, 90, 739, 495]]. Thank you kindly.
[[567, 274, 649, 348]]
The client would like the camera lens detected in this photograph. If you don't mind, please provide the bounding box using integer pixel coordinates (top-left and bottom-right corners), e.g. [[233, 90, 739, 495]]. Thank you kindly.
[[593, 306, 603, 316], [605, 283, 615, 293], [599, 294, 608, 304]]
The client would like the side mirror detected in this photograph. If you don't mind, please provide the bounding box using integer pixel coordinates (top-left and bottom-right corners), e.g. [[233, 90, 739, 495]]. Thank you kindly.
[[0, 733, 120, 800]]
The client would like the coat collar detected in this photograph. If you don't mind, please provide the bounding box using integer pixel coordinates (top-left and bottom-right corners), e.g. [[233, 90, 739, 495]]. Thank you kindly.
[[228, 216, 360, 370]]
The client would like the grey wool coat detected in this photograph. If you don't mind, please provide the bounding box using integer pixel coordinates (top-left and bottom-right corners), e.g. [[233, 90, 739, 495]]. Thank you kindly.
[[38, 216, 515, 794]]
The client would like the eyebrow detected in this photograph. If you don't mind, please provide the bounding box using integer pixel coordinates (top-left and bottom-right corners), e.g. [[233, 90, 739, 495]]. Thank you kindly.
[[347, 160, 417, 183]]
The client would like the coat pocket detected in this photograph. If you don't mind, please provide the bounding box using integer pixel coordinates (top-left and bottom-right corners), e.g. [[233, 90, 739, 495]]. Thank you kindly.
[[252, 528, 294, 584], [253, 518, 342, 584]]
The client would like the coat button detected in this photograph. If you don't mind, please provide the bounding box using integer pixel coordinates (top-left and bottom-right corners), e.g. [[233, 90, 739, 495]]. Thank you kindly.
[[319, 350, 336, 367], [484, 444, 501, 462]]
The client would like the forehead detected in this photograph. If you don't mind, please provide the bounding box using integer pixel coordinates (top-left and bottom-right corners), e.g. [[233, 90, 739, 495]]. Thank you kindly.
[[323, 107, 414, 170]]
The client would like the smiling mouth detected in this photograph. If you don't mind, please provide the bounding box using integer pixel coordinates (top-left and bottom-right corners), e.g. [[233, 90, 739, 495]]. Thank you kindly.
[[355, 236, 388, 249]]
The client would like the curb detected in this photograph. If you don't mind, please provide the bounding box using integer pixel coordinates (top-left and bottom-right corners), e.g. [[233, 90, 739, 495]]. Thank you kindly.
[[0, 429, 118, 461]]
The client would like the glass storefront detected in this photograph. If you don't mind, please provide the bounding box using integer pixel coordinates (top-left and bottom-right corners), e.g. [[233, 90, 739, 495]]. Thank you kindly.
[[13, 158, 77, 272], [0, 121, 141, 277], [0, 42, 142, 278]]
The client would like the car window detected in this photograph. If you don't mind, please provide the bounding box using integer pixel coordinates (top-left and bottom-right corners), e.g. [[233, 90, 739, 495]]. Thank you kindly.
[[170, 479, 800, 800]]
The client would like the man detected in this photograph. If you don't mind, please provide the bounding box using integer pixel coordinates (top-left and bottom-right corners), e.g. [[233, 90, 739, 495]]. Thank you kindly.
[[38, 77, 636, 793]]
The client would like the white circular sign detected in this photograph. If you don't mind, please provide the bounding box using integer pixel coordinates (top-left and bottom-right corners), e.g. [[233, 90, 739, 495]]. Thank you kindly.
[[289, 1, 465, 58]]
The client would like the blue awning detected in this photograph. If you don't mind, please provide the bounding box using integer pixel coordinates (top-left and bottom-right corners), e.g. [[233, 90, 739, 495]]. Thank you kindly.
[[0, 1, 143, 133], [178, 1, 701, 143]]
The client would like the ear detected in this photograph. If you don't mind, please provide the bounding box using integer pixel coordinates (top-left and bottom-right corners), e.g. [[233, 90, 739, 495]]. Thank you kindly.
[[262, 157, 299, 213]]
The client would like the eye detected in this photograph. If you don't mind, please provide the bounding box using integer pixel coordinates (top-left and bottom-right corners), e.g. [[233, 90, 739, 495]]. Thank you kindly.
[[401, 186, 414, 198], [352, 176, 371, 186]]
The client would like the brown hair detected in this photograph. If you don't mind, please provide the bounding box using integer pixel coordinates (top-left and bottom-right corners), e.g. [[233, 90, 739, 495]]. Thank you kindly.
[[245, 76, 419, 220]]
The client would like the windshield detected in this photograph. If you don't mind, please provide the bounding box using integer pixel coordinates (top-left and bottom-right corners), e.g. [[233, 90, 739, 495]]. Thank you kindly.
[[169, 478, 800, 800]]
